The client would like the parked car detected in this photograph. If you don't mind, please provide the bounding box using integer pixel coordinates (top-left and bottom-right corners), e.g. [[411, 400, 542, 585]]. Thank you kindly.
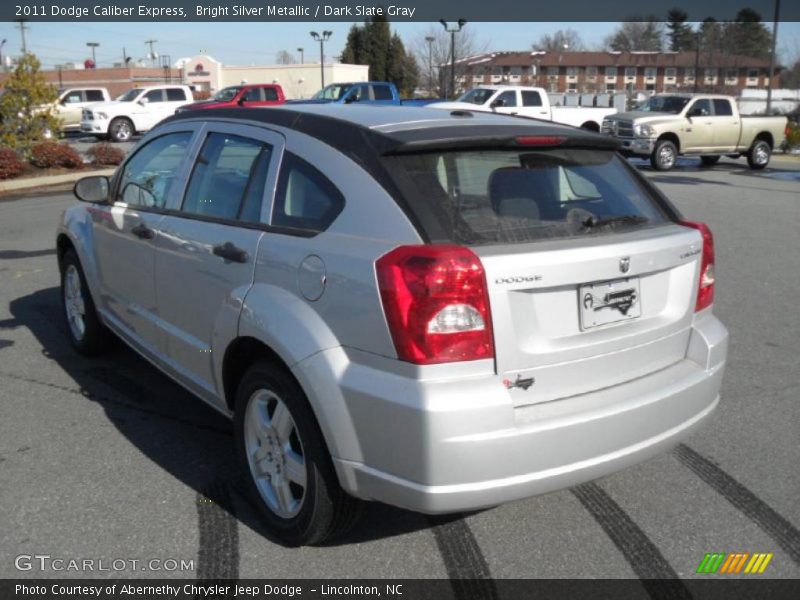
[[58, 105, 727, 545], [428, 85, 618, 130], [176, 84, 285, 113], [80, 85, 194, 142], [287, 81, 437, 106], [601, 94, 788, 171], [48, 87, 111, 131]]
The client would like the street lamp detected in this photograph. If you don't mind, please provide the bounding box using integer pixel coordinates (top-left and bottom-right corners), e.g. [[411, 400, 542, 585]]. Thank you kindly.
[[439, 19, 466, 100], [86, 42, 99, 67], [425, 36, 435, 96], [297, 47, 304, 64], [310, 31, 332, 89]]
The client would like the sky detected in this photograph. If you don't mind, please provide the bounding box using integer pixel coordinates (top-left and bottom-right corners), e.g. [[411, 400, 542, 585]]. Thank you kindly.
[[1, 21, 798, 70]]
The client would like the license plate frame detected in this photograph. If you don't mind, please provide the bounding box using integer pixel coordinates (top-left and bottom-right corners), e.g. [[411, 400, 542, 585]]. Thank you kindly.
[[579, 277, 641, 330]]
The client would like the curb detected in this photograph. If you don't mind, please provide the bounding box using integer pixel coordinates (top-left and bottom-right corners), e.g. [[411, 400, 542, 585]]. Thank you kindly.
[[0, 168, 116, 194]]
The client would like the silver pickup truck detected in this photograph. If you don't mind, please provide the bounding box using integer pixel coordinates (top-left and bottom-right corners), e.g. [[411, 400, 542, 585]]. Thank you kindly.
[[602, 94, 787, 171]]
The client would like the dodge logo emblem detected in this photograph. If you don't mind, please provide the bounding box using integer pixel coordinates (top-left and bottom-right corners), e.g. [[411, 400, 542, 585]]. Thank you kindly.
[[619, 257, 630, 273]]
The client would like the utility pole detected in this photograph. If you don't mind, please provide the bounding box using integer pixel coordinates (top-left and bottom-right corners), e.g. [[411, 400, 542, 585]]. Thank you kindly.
[[297, 47, 304, 64], [310, 31, 332, 89], [425, 36, 435, 96], [766, 0, 781, 114], [439, 19, 466, 100], [15, 19, 28, 54], [86, 42, 99, 67], [145, 39, 158, 66], [694, 31, 700, 93]]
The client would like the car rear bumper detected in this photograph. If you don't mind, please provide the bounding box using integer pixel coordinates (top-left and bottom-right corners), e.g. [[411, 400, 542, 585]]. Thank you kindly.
[[294, 313, 728, 514]]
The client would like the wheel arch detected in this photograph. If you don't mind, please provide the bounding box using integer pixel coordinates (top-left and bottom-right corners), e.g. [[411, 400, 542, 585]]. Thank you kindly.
[[580, 121, 600, 132], [657, 132, 681, 152], [753, 131, 774, 149]]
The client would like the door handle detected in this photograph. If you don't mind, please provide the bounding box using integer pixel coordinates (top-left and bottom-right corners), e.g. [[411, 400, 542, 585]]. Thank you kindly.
[[131, 223, 155, 240], [213, 241, 248, 264]]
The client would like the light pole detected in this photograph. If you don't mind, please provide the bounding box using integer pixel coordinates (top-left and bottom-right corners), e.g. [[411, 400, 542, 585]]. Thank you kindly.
[[439, 19, 466, 100], [310, 31, 332, 89], [297, 47, 304, 64], [425, 36, 435, 96], [766, 0, 781, 114], [145, 39, 158, 66], [86, 42, 99, 67]]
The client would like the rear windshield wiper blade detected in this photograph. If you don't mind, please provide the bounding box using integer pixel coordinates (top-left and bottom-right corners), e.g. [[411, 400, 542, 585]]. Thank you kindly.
[[582, 215, 649, 229]]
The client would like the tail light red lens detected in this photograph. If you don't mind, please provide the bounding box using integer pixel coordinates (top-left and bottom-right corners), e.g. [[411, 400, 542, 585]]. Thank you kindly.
[[376, 245, 494, 364], [680, 220, 715, 312]]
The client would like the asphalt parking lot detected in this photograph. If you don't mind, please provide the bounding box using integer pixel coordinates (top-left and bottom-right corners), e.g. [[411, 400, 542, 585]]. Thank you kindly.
[[1, 156, 799, 583]]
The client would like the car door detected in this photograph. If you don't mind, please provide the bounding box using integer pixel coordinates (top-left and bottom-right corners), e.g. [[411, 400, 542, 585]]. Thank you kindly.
[[371, 84, 396, 105], [491, 90, 521, 116], [710, 98, 740, 151], [682, 98, 714, 152], [57, 90, 86, 128], [153, 123, 283, 401], [239, 86, 264, 107], [133, 88, 168, 131], [165, 87, 190, 114], [90, 126, 198, 355], [520, 89, 549, 119]]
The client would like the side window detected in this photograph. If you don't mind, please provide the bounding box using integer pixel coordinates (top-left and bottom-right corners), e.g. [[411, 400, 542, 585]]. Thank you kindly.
[[272, 153, 345, 232], [242, 87, 263, 102], [63, 93, 83, 104], [166, 88, 187, 101], [713, 99, 733, 116], [352, 85, 369, 102], [373, 85, 393, 101], [263, 87, 279, 101], [144, 89, 165, 103], [85, 89, 105, 102], [688, 99, 711, 117], [117, 132, 193, 208], [521, 91, 542, 107], [182, 133, 271, 222], [495, 91, 518, 108]]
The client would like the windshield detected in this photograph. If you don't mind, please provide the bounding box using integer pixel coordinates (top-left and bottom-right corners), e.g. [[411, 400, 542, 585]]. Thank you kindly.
[[212, 86, 241, 102], [313, 84, 352, 100], [391, 148, 667, 246], [457, 88, 496, 105], [637, 96, 690, 114], [117, 88, 141, 102]]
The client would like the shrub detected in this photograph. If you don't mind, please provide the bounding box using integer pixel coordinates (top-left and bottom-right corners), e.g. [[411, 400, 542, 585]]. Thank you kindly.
[[29, 141, 83, 169], [785, 122, 800, 151], [87, 143, 125, 166], [0, 147, 25, 179]]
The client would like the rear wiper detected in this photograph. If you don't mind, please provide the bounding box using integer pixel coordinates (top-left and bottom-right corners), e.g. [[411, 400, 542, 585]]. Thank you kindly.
[[582, 215, 649, 229]]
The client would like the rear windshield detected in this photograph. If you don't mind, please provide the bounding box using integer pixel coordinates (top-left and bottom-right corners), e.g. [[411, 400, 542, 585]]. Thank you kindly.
[[392, 149, 668, 246]]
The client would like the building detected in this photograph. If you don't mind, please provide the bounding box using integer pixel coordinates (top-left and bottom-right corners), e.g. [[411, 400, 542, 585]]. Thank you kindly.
[[454, 51, 781, 96], [0, 65, 182, 97]]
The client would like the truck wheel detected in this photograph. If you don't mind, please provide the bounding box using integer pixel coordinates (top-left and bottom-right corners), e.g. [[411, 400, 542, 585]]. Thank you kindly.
[[108, 117, 134, 143], [747, 140, 771, 170], [650, 139, 677, 171], [60, 250, 112, 355], [700, 156, 720, 167], [234, 361, 363, 546]]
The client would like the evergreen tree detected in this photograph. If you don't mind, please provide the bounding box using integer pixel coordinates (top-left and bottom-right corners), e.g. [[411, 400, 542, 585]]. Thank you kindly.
[[666, 9, 696, 52], [723, 9, 772, 59]]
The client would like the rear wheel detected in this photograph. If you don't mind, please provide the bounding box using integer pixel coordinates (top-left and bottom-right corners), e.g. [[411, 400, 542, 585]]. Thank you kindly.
[[234, 361, 363, 546], [108, 117, 134, 143], [60, 250, 111, 355], [747, 139, 771, 170], [700, 155, 720, 167], [650, 139, 677, 171]]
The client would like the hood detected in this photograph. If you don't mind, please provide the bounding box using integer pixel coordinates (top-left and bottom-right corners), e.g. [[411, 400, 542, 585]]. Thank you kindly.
[[83, 101, 128, 113], [605, 111, 681, 125], [427, 101, 486, 111], [179, 99, 229, 110]]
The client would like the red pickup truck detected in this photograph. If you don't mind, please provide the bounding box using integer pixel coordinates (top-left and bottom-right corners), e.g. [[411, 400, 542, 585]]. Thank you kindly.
[[176, 84, 285, 113]]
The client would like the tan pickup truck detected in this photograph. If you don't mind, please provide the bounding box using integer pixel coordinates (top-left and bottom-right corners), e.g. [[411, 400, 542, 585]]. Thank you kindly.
[[602, 94, 787, 171]]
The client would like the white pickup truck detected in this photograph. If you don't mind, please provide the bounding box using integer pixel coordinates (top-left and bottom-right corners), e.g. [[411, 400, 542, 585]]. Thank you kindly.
[[428, 85, 617, 131], [51, 87, 111, 131], [81, 85, 193, 142]]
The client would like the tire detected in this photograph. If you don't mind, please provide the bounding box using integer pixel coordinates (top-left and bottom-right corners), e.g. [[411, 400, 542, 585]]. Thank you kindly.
[[700, 155, 720, 167], [650, 139, 678, 171], [108, 117, 134, 143], [747, 139, 771, 170], [60, 250, 111, 355], [234, 361, 363, 546]]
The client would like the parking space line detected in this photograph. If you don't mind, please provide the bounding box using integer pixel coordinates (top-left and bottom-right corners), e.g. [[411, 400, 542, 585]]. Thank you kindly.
[[674, 444, 800, 564], [572, 482, 693, 599]]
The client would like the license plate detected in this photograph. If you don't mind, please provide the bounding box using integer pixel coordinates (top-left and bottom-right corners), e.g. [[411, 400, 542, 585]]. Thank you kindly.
[[579, 277, 641, 330]]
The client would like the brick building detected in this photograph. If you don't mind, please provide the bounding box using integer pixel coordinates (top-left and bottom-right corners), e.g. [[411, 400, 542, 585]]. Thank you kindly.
[[0, 66, 183, 97], [454, 51, 781, 96]]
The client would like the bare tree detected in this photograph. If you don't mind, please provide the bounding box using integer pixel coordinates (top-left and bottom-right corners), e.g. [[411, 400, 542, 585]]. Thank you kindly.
[[411, 26, 489, 97], [604, 19, 665, 52], [532, 28, 585, 52], [275, 50, 296, 65]]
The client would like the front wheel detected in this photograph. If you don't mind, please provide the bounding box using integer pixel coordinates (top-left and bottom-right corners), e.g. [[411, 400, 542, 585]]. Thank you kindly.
[[234, 361, 363, 546], [650, 139, 678, 171], [108, 117, 134, 143], [747, 140, 771, 170]]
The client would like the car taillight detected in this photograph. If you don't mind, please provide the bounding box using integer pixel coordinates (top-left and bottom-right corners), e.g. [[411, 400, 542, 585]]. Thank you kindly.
[[376, 245, 494, 364], [680, 221, 715, 312]]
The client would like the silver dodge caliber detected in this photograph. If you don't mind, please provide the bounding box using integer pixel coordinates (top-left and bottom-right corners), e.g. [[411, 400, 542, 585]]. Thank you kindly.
[[57, 105, 728, 545]]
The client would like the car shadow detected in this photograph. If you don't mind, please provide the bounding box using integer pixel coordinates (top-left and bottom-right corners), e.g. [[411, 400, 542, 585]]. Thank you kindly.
[[7, 286, 433, 547]]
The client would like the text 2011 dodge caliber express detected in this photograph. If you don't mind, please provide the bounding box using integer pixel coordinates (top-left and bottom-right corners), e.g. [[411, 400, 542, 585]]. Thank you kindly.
[[57, 105, 728, 545]]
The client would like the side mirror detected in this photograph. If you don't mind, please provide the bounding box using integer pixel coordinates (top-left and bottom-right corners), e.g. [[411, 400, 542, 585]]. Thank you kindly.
[[237, 97, 246, 106], [343, 94, 358, 104], [74, 176, 109, 203], [490, 99, 505, 109], [138, 97, 149, 106]]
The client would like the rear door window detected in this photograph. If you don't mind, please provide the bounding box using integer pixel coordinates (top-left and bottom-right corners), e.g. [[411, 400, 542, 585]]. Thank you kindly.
[[263, 87, 279, 101], [85, 89, 105, 102], [166, 88, 187, 102], [393, 149, 667, 245], [712, 99, 733, 116], [272, 153, 344, 232], [521, 91, 542, 107], [373, 85, 394, 101]]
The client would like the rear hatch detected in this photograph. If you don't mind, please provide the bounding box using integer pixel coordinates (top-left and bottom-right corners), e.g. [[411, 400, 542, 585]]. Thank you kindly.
[[385, 141, 702, 406]]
